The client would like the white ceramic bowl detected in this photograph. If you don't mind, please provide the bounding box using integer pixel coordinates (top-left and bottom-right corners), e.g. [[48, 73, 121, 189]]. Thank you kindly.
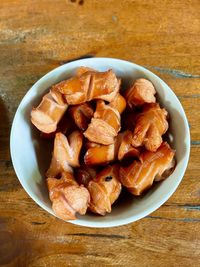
[[10, 58, 190, 228]]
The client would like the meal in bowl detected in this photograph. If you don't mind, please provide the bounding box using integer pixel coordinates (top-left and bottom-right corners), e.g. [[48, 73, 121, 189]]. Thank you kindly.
[[31, 67, 175, 220]]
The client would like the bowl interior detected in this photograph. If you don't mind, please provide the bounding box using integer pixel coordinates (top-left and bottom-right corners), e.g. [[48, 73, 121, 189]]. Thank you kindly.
[[10, 58, 190, 227]]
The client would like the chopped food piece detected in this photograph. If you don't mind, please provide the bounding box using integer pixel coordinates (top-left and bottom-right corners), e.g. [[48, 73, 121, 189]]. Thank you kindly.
[[89, 70, 120, 102], [109, 93, 126, 113], [87, 165, 121, 215], [84, 119, 117, 145], [119, 142, 175, 195], [118, 130, 140, 160], [47, 172, 90, 220], [68, 102, 94, 131], [40, 112, 77, 139], [46, 131, 83, 178], [53, 69, 120, 105], [50, 86, 66, 105], [124, 78, 156, 108], [84, 100, 121, 145], [84, 142, 117, 166], [54, 131, 83, 168], [31, 93, 67, 133], [132, 103, 168, 151], [84, 130, 139, 165], [53, 74, 90, 105], [154, 157, 176, 181], [94, 100, 120, 131]]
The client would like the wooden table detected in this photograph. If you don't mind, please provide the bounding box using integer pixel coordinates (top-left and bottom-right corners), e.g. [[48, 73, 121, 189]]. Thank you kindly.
[[0, 1, 200, 266]]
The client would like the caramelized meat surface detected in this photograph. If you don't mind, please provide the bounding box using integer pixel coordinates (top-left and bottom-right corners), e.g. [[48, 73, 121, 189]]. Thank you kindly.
[[124, 78, 156, 108], [120, 142, 175, 196], [132, 103, 168, 151], [47, 172, 90, 220], [109, 93, 126, 114], [69, 102, 94, 131], [31, 93, 67, 133], [53, 69, 120, 105], [84, 100, 121, 145], [87, 165, 121, 215], [84, 130, 139, 166], [46, 131, 83, 178]]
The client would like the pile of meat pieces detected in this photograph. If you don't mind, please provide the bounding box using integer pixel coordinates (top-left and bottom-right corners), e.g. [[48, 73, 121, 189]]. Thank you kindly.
[[31, 67, 175, 220]]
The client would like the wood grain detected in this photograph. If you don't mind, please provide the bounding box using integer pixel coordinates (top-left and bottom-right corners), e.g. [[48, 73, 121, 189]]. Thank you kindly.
[[0, 0, 200, 266]]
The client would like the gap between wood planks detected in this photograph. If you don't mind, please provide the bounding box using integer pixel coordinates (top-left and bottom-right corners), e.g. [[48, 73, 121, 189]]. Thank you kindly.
[[146, 216, 200, 222], [146, 66, 200, 79], [66, 233, 128, 239], [29, 203, 200, 228]]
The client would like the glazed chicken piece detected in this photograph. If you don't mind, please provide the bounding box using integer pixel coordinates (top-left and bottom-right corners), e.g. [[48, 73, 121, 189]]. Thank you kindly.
[[109, 93, 127, 114], [87, 165, 122, 215], [124, 78, 156, 109], [84, 100, 121, 145], [31, 93, 68, 133], [46, 131, 83, 178], [47, 172, 90, 220], [119, 142, 175, 196], [68, 102, 94, 131], [84, 130, 139, 165], [74, 166, 97, 187], [53, 69, 120, 105], [132, 103, 168, 152]]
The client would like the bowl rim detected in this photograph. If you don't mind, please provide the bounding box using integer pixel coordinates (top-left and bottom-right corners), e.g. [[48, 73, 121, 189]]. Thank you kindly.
[[10, 57, 191, 228]]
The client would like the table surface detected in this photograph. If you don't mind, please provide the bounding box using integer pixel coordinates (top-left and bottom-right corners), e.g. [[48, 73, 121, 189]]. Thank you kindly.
[[0, 0, 200, 266]]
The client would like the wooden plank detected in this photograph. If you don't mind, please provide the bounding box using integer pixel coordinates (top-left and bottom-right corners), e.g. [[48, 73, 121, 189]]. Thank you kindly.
[[0, 207, 200, 266], [0, 0, 200, 266]]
